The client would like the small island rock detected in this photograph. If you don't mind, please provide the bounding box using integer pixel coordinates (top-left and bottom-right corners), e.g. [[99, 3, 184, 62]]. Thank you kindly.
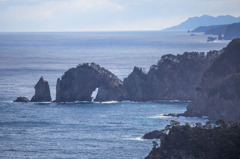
[[13, 96, 29, 102], [30, 76, 52, 102]]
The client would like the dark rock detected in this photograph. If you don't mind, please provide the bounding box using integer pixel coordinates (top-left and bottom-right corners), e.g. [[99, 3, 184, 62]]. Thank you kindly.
[[124, 51, 220, 101], [224, 22, 240, 40], [123, 67, 148, 101], [145, 122, 240, 159], [207, 36, 217, 42], [142, 130, 165, 139], [192, 22, 240, 40], [30, 76, 52, 102], [218, 33, 223, 40], [13, 96, 29, 102], [56, 63, 128, 102], [184, 38, 240, 121], [163, 113, 180, 117]]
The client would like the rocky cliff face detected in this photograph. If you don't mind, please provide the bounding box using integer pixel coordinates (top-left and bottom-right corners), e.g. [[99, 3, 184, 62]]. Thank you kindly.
[[224, 22, 240, 40], [55, 63, 128, 102], [123, 67, 149, 101], [192, 22, 240, 40], [30, 76, 52, 102], [123, 51, 220, 101], [185, 38, 240, 121], [145, 121, 240, 159]]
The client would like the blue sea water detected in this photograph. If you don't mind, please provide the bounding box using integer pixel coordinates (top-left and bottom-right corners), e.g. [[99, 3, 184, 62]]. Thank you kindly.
[[0, 31, 228, 158]]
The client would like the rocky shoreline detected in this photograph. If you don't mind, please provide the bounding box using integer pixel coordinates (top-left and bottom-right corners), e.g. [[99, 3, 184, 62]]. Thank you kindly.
[[144, 120, 240, 159], [13, 38, 240, 159], [14, 38, 240, 122]]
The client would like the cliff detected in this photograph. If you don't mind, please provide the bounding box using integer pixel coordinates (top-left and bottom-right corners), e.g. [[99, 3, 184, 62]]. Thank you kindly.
[[55, 63, 128, 102], [30, 76, 51, 102], [184, 38, 240, 121], [192, 22, 240, 40], [145, 120, 240, 159], [224, 22, 240, 40], [123, 51, 220, 101]]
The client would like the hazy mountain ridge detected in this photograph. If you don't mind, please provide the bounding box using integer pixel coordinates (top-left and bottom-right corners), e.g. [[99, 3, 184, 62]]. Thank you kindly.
[[163, 15, 240, 31]]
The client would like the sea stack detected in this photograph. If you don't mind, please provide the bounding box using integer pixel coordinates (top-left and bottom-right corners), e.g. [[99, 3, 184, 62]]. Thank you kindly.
[[30, 76, 52, 102], [55, 63, 128, 102]]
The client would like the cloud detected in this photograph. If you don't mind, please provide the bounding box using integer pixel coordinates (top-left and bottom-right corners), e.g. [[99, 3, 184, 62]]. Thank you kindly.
[[0, 0, 239, 31], [0, 0, 123, 21]]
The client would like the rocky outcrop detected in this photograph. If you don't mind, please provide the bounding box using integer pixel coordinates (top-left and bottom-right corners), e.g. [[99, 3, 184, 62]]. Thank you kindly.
[[123, 51, 220, 101], [224, 22, 240, 40], [192, 22, 240, 40], [30, 76, 52, 102], [184, 38, 240, 121], [13, 96, 29, 102], [55, 63, 128, 102], [145, 121, 240, 159], [123, 67, 148, 101], [142, 130, 165, 139]]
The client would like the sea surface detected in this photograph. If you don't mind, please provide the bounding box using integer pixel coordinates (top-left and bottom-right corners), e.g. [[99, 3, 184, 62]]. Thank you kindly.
[[0, 31, 228, 158]]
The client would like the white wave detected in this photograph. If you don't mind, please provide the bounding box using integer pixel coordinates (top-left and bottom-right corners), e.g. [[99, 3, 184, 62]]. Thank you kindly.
[[148, 114, 169, 119], [101, 101, 119, 104], [123, 136, 144, 141], [91, 87, 99, 102]]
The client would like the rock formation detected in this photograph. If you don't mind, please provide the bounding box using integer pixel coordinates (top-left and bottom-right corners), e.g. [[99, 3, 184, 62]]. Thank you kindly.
[[192, 22, 240, 40], [123, 51, 220, 101], [145, 121, 240, 159], [55, 63, 128, 102], [123, 67, 149, 101], [184, 38, 240, 121], [13, 96, 29, 102], [224, 22, 240, 40], [142, 130, 165, 139], [30, 76, 52, 102]]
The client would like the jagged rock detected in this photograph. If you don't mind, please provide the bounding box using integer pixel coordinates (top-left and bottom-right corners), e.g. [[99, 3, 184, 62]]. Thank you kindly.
[[123, 67, 148, 101], [30, 76, 52, 102], [142, 130, 165, 139], [56, 63, 128, 102], [13, 96, 29, 102], [184, 38, 240, 121], [145, 122, 240, 159], [124, 51, 220, 101], [207, 36, 217, 42]]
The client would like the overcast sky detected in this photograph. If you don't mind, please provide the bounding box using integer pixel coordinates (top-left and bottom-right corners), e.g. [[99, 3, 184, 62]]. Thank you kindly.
[[0, 0, 240, 31]]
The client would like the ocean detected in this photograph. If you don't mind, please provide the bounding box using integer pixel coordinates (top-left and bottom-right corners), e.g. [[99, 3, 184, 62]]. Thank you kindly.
[[0, 31, 228, 158]]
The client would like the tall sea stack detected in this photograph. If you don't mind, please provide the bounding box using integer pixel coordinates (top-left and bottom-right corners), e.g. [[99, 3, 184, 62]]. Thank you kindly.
[[30, 76, 52, 102]]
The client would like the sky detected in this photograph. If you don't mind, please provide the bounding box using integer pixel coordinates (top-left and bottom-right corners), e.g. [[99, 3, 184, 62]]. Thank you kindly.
[[0, 0, 240, 32]]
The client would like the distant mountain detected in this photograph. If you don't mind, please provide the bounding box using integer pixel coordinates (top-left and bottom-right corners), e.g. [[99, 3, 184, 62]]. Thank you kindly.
[[163, 15, 240, 31]]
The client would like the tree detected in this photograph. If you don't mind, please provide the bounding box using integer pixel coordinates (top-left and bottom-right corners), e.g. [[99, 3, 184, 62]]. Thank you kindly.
[[170, 120, 180, 127], [215, 119, 226, 128], [195, 122, 203, 128]]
